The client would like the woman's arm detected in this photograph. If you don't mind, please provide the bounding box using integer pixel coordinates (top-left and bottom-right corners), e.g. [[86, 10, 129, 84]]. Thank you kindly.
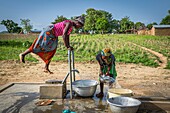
[[96, 54, 104, 75], [106, 58, 113, 76], [62, 22, 72, 49]]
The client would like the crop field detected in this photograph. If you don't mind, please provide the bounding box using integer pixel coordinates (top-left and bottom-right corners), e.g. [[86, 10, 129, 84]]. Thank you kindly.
[[0, 34, 169, 69]]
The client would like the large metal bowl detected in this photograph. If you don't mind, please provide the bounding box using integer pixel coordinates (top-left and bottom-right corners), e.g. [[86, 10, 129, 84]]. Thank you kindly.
[[72, 80, 98, 97], [107, 97, 141, 113]]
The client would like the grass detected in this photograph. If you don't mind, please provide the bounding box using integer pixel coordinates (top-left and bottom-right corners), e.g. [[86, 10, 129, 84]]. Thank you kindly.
[[0, 33, 169, 69], [117, 34, 170, 69], [0, 46, 37, 61]]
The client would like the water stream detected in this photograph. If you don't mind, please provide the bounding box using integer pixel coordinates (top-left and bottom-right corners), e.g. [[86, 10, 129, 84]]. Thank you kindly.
[[33, 88, 111, 113], [33, 73, 122, 112]]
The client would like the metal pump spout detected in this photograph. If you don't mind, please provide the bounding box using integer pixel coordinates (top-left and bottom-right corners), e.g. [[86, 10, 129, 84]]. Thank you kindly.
[[62, 69, 79, 84], [71, 69, 79, 74]]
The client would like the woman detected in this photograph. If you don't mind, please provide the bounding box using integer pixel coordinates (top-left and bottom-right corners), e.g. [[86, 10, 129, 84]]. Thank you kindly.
[[19, 16, 85, 74], [96, 48, 117, 98]]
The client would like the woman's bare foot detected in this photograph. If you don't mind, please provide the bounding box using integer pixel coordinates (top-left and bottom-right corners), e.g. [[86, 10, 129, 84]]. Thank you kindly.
[[96, 92, 104, 98], [44, 69, 53, 74], [19, 54, 25, 63]]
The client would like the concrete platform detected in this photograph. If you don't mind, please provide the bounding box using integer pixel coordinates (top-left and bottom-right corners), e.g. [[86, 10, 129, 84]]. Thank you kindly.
[[0, 82, 110, 113], [40, 81, 67, 99], [0, 83, 170, 113]]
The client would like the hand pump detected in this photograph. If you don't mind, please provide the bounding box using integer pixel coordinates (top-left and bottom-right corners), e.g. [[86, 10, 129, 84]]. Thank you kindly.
[[68, 49, 75, 99]]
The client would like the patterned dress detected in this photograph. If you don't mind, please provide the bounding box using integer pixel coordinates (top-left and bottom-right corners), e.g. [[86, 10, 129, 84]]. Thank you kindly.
[[29, 20, 73, 64]]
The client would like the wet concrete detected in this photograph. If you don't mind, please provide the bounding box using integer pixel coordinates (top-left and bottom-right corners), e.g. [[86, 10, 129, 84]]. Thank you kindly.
[[0, 83, 169, 113], [0, 83, 111, 113]]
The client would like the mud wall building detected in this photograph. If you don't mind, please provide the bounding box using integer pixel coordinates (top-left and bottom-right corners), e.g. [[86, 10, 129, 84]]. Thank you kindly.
[[151, 25, 170, 36]]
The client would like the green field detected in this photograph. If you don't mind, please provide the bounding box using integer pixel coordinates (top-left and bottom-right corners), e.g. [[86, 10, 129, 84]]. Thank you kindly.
[[0, 34, 169, 69]]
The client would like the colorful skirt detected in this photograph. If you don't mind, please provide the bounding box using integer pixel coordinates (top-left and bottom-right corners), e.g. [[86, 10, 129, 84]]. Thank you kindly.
[[29, 25, 58, 64]]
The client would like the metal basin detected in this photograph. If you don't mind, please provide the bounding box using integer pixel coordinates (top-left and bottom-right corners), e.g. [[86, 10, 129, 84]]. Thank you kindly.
[[99, 75, 115, 83], [72, 80, 98, 97], [108, 88, 133, 98], [107, 97, 141, 113]]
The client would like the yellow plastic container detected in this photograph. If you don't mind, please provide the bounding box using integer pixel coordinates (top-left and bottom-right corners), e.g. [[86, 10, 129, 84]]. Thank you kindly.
[[107, 88, 133, 98]]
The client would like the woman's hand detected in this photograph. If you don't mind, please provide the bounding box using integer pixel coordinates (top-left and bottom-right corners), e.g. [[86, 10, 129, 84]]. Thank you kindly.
[[99, 71, 104, 76], [106, 71, 111, 77], [106, 71, 109, 76], [67, 46, 74, 50]]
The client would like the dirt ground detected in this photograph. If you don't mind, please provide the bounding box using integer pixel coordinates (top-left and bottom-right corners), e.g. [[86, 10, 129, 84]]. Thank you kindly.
[[0, 59, 170, 97]]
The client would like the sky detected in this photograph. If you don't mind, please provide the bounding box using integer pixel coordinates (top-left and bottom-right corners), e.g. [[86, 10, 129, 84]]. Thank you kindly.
[[0, 0, 170, 32]]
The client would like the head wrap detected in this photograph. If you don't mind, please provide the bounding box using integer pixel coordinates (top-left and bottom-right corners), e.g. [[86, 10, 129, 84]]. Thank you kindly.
[[75, 16, 85, 25], [101, 48, 112, 56]]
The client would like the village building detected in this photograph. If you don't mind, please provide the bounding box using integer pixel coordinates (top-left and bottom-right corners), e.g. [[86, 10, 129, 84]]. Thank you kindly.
[[150, 25, 170, 36], [137, 25, 170, 36]]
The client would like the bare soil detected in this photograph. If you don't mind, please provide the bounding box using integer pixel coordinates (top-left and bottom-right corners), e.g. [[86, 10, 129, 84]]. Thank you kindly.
[[0, 59, 170, 97]]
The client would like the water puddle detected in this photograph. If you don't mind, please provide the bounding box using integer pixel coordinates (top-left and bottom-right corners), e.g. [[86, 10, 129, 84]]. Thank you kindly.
[[34, 96, 110, 113], [33, 81, 123, 113]]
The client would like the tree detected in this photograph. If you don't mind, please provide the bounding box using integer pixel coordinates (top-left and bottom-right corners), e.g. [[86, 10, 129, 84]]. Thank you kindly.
[[51, 15, 67, 24], [20, 19, 33, 34], [111, 19, 120, 33], [129, 21, 135, 30], [84, 8, 113, 34], [135, 22, 145, 30], [96, 18, 109, 34], [99, 10, 113, 33], [119, 16, 131, 32], [84, 8, 97, 33], [146, 22, 158, 30], [160, 10, 170, 25], [1, 19, 22, 33]]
